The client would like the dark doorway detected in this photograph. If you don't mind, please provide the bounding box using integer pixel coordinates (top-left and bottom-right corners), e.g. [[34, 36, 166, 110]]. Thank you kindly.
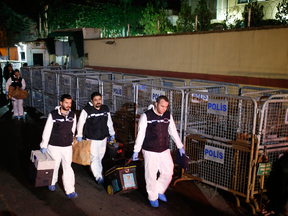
[[33, 53, 43, 66]]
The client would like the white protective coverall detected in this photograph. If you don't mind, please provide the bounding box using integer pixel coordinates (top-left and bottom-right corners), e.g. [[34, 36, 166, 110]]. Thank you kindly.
[[5, 75, 26, 117], [40, 106, 77, 195], [76, 102, 115, 181], [133, 107, 183, 201]]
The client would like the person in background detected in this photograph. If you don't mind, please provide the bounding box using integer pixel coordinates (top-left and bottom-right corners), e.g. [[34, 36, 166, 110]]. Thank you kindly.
[[4, 64, 14, 81], [40, 94, 78, 199], [76, 92, 115, 184], [132, 95, 185, 207], [5, 69, 26, 120]]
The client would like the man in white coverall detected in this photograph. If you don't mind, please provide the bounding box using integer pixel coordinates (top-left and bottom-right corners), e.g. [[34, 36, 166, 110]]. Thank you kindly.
[[76, 92, 115, 184], [40, 94, 78, 198], [5, 69, 26, 120], [132, 95, 185, 207]]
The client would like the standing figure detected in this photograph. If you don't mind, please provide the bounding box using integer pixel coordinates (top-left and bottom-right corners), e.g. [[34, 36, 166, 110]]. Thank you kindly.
[[76, 92, 115, 184], [132, 95, 185, 207], [4, 64, 14, 81], [40, 94, 78, 198], [5, 69, 26, 120]]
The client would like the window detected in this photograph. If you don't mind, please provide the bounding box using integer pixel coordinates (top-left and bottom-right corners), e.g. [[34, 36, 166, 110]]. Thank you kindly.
[[20, 52, 25, 61]]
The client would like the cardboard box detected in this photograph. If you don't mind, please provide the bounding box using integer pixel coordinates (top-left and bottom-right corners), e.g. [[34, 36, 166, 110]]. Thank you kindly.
[[30, 150, 55, 170], [29, 150, 55, 187]]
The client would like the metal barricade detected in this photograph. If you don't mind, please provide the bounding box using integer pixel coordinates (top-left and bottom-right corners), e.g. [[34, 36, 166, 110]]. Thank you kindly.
[[162, 78, 187, 87], [76, 75, 101, 109], [31, 88, 44, 114], [249, 95, 288, 212], [181, 92, 257, 211], [101, 79, 139, 146], [190, 79, 241, 95], [257, 94, 288, 148], [240, 86, 288, 96], [184, 135, 254, 204], [184, 91, 257, 143], [21, 67, 33, 107]]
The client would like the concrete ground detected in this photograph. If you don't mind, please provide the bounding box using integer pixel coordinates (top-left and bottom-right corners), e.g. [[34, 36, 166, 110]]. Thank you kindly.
[[0, 95, 255, 216]]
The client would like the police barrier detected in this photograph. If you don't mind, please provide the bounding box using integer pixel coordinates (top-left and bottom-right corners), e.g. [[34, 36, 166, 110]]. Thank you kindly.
[[249, 95, 288, 211], [190, 79, 241, 96], [184, 91, 257, 143], [180, 91, 257, 211]]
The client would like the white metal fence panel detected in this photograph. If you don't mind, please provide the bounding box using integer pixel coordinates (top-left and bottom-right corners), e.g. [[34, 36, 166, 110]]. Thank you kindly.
[[190, 79, 241, 95], [184, 91, 257, 143]]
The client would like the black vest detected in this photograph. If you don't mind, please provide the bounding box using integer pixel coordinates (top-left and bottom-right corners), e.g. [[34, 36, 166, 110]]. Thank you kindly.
[[49, 110, 75, 147], [11, 76, 22, 88], [142, 109, 170, 153], [83, 104, 110, 140]]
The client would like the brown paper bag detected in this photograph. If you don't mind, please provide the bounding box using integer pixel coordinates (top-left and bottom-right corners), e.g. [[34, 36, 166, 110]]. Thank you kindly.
[[10, 86, 28, 99], [8, 86, 15, 96], [72, 138, 91, 166]]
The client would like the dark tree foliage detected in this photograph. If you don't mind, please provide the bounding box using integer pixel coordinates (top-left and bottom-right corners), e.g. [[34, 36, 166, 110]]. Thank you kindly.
[[176, 1, 194, 33], [194, 0, 211, 31], [242, 1, 264, 27], [47, 0, 145, 37], [0, 2, 38, 46]]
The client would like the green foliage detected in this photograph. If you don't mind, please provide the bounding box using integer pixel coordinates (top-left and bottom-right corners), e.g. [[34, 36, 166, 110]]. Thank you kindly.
[[193, 0, 211, 31], [139, 2, 174, 35], [276, 0, 288, 24], [176, 1, 194, 33], [242, 1, 264, 27], [47, 1, 144, 37], [0, 2, 38, 46]]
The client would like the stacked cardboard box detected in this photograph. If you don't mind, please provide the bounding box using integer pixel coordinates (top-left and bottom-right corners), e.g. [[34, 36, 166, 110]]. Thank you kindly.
[[29, 150, 55, 187]]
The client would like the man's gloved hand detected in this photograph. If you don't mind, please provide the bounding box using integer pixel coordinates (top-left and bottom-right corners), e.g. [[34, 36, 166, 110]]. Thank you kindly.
[[132, 152, 139, 161], [109, 135, 115, 143], [41, 148, 47, 154], [5, 91, 8, 96], [179, 147, 185, 156], [76, 137, 82, 142]]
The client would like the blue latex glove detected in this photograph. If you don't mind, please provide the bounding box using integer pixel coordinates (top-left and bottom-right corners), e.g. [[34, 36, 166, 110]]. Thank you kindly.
[[109, 135, 115, 143], [76, 137, 82, 142], [179, 147, 185, 156], [41, 148, 47, 154], [132, 152, 139, 161], [6, 91, 8, 96]]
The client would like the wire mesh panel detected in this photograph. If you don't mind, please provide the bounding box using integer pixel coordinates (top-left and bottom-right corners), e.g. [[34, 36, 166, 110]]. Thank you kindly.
[[101, 80, 138, 146], [162, 78, 187, 87], [58, 73, 77, 99], [185, 135, 252, 198], [20, 67, 32, 88], [257, 96, 288, 148], [42, 71, 58, 95], [176, 85, 228, 95], [185, 91, 257, 143], [190, 79, 241, 95], [43, 93, 59, 116], [241, 86, 288, 96], [31, 68, 44, 90], [77, 76, 101, 109], [32, 89, 44, 114], [23, 88, 32, 107], [122, 74, 147, 80]]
